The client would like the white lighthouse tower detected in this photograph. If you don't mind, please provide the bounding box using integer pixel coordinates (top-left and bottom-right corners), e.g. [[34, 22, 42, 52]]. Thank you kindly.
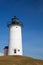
[[8, 16, 23, 55]]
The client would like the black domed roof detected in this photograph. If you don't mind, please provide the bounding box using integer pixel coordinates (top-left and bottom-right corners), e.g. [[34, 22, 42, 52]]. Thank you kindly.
[[12, 16, 19, 23]]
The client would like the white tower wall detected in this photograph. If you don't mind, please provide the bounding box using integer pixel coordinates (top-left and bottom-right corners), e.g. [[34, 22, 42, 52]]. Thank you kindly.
[[8, 25, 23, 55]]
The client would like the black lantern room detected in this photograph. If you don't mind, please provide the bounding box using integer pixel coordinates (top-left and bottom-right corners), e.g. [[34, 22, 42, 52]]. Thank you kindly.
[[8, 16, 23, 27]]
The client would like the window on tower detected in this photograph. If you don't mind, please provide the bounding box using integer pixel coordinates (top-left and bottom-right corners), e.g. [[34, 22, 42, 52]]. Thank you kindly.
[[18, 49, 20, 52], [16, 26, 18, 28], [14, 49, 16, 53]]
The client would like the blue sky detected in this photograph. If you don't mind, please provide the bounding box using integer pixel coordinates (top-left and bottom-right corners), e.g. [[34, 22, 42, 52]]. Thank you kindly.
[[0, 0, 43, 59]]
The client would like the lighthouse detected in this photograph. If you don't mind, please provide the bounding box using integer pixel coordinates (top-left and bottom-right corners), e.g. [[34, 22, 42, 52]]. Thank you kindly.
[[8, 16, 23, 55]]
